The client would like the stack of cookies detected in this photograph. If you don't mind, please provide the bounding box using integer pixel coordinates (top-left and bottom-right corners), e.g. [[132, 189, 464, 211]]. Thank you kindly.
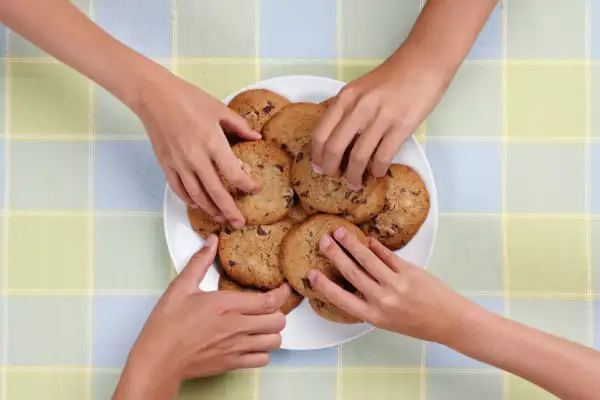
[[187, 89, 430, 324]]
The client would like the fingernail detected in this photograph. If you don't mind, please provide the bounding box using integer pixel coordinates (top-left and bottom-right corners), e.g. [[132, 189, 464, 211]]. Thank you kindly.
[[319, 235, 332, 250], [204, 234, 217, 249], [190, 204, 198, 209], [307, 270, 317, 281], [334, 227, 347, 240], [231, 219, 245, 229], [347, 183, 361, 191], [312, 164, 323, 174]]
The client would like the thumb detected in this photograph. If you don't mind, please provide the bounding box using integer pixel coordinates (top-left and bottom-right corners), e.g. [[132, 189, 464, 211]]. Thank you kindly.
[[221, 110, 262, 140], [180, 234, 218, 286]]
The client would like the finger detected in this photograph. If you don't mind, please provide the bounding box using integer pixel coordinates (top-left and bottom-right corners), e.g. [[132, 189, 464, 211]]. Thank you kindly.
[[229, 352, 270, 370], [180, 170, 222, 218], [238, 311, 286, 334], [307, 269, 369, 320], [345, 119, 389, 187], [332, 228, 395, 284], [221, 109, 262, 140], [165, 167, 195, 206], [371, 125, 412, 177], [368, 238, 408, 273], [196, 163, 245, 229], [212, 137, 260, 194], [311, 103, 344, 170], [179, 234, 218, 285], [232, 284, 292, 315], [320, 111, 368, 178], [236, 333, 282, 353], [317, 234, 378, 296]]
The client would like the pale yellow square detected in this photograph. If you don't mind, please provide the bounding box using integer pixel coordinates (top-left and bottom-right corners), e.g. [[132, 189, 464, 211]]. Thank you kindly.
[[341, 372, 421, 400], [10, 62, 90, 136], [507, 65, 586, 138], [508, 375, 558, 400], [6, 371, 87, 400], [177, 64, 256, 100], [506, 218, 587, 293], [7, 215, 89, 290], [340, 63, 380, 82], [178, 372, 253, 400]]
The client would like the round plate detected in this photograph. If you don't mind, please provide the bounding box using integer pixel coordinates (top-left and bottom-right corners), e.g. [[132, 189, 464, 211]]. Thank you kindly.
[[163, 76, 438, 350]]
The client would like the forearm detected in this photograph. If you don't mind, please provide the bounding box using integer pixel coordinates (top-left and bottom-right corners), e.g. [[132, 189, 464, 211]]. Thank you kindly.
[[389, 0, 498, 79], [448, 307, 600, 400], [0, 0, 168, 111]]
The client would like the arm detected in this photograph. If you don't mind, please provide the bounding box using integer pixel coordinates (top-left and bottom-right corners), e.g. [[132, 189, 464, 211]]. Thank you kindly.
[[452, 307, 600, 400], [312, 0, 498, 187], [0, 0, 259, 228], [308, 229, 600, 400]]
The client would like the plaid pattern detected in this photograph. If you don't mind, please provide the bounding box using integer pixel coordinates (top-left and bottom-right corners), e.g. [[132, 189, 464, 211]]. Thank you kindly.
[[0, 0, 598, 398]]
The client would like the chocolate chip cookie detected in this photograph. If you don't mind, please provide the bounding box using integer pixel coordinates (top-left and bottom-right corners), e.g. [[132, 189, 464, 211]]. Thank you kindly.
[[280, 214, 368, 298], [291, 143, 387, 215], [286, 195, 317, 224], [228, 89, 291, 132], [262, 102, 326, 158], [343, 177, 388, 224], [310, 297, 362, 324], [230, 140, 294, 225], [360, 164, 430, 251], [219, 220, 293, 290], [187, 205, 222, 239], [218, 274, 303, 315]]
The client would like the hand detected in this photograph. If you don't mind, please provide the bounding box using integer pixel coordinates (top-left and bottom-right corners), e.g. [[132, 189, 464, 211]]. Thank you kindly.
[[311, 50, 450, 188], [136, 70, 261, 229], [115, 235, 289, 398], [307, 228, 474, 343]]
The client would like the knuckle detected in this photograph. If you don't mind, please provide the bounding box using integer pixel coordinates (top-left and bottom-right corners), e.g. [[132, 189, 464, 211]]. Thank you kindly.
[[379, 294, 399, 310], [339, 86, 357, 102], [350, 150, 369, 166], [262, 293, 276, 312], [323, 142, 342, 158], [357, 93, 378, 110]]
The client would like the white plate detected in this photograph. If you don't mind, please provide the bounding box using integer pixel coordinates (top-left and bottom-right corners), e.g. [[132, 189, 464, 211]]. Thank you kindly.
[[163, 76, 438, 350]]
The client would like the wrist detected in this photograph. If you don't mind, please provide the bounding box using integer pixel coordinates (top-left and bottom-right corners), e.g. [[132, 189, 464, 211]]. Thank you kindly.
[[442, 302, 497, 352]]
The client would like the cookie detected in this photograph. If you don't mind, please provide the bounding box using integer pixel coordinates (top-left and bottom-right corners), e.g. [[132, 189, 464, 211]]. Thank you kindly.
[[291, 143, 387, 215], [280, 214, 368, 298], [343, 177, 388, 224], [228, 89, 291, 132], [219, 220, 294, 290], [310, 298, 362, 324], [230, 140, 294, 225], [187, 205, 222, 239], [286, 196, 317, 224], [262, 102, 326, 158], [218, 274, 303, 315], [360, 164, 430, 251]]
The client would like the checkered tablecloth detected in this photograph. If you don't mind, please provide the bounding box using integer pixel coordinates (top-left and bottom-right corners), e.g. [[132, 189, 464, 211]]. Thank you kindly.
[[0, 0, 599, 399]]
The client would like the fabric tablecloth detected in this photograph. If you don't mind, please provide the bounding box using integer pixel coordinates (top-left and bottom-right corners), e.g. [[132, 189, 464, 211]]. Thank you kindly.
[[1, 0, 599, 399]]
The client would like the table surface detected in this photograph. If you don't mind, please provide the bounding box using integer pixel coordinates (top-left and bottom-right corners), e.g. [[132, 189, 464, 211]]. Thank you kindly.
[[1, 0, 600, 399]]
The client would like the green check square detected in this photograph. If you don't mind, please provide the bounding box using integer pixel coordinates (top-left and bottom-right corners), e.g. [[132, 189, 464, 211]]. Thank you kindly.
[[178, 372, 253, 400]]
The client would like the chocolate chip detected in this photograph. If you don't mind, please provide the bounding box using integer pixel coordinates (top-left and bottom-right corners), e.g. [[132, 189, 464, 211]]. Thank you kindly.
[[302, 277, 312, 290], [356, 188, 364, 196], [307, 231, 314, 238], [228, 260, 237, 267], [296, 153, 304, 163], [387, 169, 393, 178], [299, 191, 309, 198], [281, 143, 288, 151], [383, 199, 391, 212], [257, 163, 264, 169], [332, 181, 342, 191], [293, 180, 302, 187], [392, 224, 401, 232], [274, 164, 284, 172], [257, 226, 268, 236], [345, 192, 352, 200], [411, 190, 420, 196], [263, 102, 275, 115], [224, 227, 233, 234]]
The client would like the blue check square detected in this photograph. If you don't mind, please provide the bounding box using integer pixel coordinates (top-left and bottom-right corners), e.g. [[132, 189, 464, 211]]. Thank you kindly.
[[95, 0, 170, 58], [267, 347, 338, 368], [467, 4, 501, 60], [93, 296, 158, 368], [426, 141, 502, 213], [593, 0, 600, 59], [260, 0, 336, 59], [94, 140, 165, 211]]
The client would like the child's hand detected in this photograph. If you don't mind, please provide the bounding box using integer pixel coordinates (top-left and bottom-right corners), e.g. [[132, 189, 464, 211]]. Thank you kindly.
[[136, 71, 261, 228], [311, 51, 449, 187], [308, 228, 475, 344], [116, 235, 288, 398]]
